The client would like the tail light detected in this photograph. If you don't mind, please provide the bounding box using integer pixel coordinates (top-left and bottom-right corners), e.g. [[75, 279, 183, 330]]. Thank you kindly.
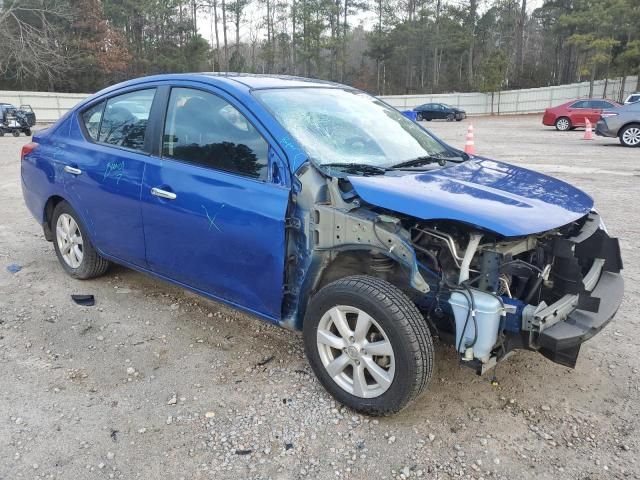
[[21, 141, 38, 160]]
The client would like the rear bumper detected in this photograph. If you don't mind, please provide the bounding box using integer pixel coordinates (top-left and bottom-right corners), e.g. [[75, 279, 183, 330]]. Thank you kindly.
[[542, 112, 556, 126], [538, 270, 624, 367]]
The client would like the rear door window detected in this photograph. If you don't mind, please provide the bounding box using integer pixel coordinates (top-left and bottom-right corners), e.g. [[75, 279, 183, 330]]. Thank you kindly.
[[98, 89, 156, 151], [589, 100, 614, 109]]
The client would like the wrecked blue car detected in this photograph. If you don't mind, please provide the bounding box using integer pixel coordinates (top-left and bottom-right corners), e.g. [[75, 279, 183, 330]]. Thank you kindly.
[[21, 74, 624, 415]]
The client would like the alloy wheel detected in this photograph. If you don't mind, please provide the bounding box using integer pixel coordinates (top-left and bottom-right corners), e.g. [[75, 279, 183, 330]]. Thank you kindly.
[[556, 118, 570, 131], [316, 305, 395, 398], [56, 213, 84, 268], [622, 127, 640, 146]]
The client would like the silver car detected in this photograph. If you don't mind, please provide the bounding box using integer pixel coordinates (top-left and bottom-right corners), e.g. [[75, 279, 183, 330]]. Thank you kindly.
[[595, 102, 640, 147]]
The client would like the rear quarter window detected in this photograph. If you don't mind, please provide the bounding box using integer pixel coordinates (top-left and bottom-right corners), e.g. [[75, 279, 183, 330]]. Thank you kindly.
[[81, 102, 105, 140]]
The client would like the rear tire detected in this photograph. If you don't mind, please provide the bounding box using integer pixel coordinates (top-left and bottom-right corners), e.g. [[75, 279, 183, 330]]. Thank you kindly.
[[619, 124, 640, 147], [555, 117, 571, 131], [303, 275, 434, 415], [12, 130, 20, 137], [51, 201, 110, 279]]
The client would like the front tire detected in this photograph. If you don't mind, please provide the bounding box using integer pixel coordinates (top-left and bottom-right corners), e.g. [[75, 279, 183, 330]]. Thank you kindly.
[[446, 113, 455, 122], [619, 124, 640, 147], [555, 117, 571, 131], [52, 201, 110, 279], [303, 276, 434, 415]]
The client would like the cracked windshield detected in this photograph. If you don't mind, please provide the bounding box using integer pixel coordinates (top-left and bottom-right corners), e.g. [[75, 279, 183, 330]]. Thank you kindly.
[[255, 88, 459, 168]]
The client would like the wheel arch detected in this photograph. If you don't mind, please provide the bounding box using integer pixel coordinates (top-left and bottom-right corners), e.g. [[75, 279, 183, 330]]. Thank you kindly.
[[619, 121, 640, 134], [313, 249, 412, 294], [289, 246, 422, 332], [42, 195, 67, 241]]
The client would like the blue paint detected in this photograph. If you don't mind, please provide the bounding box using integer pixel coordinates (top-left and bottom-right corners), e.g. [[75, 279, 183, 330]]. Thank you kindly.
[[6, 263, 22, 273], [502, 297, 526, 333], [20, 73, 601, 330], [202, 204, 225, 231], [348, 158, 594, 237]]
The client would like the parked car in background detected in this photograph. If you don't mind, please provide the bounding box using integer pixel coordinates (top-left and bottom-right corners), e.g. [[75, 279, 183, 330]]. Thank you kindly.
[[414, 103, 466, 121], [595, 102, 640, 147], [542, 98, 620, 131], [0, 103, 36, 136], [623, 93, 640, 104], [21, 74, 624, 415]]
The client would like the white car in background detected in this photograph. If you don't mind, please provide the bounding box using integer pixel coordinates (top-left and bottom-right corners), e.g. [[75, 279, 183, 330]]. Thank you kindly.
[[624, 93, 640, 104]]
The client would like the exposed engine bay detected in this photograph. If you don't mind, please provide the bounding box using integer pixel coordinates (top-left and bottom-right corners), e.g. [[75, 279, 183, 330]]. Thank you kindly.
[[283, 165, 624, 373], [410, 212, 622, 371]]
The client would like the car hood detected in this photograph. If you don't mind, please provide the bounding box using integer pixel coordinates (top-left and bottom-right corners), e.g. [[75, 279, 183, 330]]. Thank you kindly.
[[348, 158, 594, 237]]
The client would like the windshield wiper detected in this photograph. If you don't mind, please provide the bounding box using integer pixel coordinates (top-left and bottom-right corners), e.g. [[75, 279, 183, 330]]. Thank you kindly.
[[322, 163, 389, 175], [390, 153, 468, 170]]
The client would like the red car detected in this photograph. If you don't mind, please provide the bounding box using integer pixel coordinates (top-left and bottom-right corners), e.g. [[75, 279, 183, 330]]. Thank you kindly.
[[542, 98, 620, 131]]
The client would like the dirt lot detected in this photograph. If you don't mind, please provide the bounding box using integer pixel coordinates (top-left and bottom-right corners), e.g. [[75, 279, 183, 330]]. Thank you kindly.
[[1, 114, 639, 480]]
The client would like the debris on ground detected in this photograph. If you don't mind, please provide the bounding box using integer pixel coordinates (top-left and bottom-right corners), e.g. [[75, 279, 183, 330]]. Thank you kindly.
[[71, 294, 95, 306], [6, 263, 22, 273]]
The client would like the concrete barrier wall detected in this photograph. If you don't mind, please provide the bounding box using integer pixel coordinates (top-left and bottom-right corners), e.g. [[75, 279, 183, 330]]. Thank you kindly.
[[1, 75, 637, 123], [380, 76, 639, 115], [0, 90, 89, 123]]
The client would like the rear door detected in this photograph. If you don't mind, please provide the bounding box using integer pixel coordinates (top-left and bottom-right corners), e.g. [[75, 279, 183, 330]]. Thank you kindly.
[[589, 100, 617, 122], [61, 87, 158, 266], [140, 85, 290, 320]]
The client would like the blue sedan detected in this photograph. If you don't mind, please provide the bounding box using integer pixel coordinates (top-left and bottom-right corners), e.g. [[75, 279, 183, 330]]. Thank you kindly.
[[21, 74, 623, 414]]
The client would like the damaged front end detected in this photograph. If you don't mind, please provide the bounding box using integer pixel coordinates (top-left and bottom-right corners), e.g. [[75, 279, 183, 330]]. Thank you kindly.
[[282, 161, 624, 373], [412, 211, 624, 372]]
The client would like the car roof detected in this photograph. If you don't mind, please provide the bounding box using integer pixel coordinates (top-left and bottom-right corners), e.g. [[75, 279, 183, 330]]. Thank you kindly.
[[195, 73, 343, 89], [97, 73, 345, 94]]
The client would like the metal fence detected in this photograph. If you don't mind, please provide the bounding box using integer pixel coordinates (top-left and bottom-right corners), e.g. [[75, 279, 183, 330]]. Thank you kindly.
[[1, 75, 637, 122], [380, 76, 639, 115]]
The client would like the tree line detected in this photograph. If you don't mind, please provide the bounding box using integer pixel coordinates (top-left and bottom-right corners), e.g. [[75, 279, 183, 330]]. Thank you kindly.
[[0, 0, 638, 99]]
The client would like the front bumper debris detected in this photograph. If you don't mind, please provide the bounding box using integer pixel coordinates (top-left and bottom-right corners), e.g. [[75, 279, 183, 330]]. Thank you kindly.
[[524, 212, 624, 367], [538, 270, 624, 367]]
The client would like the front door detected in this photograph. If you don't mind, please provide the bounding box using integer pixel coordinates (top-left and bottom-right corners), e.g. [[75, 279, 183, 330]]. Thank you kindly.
[[141, 86, 290, 320]]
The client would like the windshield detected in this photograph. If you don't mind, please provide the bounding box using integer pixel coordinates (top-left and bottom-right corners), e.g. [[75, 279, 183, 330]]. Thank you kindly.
[[254, 88, 457, 167]]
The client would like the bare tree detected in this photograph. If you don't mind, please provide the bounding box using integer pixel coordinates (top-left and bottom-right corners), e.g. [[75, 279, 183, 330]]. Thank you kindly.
[[0, 0, 73, 87], [222, 0, 229, 69]]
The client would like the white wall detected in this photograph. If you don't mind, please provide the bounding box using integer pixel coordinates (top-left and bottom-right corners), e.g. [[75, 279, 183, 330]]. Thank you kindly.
[[0, 90, 88, 123], [1, 75, 637, 122], [380, 76, 639, 115]]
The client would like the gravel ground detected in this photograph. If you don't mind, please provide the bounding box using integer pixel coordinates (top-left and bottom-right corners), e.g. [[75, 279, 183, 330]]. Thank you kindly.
[[1, 114, 639, 480]]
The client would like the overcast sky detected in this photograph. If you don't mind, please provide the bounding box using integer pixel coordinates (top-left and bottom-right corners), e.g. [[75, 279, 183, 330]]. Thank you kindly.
[[197, 0, 546, 47]]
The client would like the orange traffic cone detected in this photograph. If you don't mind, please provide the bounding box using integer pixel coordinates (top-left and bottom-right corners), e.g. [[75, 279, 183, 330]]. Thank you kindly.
[[583, 118, 594, 140], [464, 124, 475, 155]]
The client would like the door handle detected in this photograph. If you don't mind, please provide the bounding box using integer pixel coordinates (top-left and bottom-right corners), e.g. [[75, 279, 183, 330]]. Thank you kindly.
[[150, 187, 177, 200], [64, 165, 82, 175]]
